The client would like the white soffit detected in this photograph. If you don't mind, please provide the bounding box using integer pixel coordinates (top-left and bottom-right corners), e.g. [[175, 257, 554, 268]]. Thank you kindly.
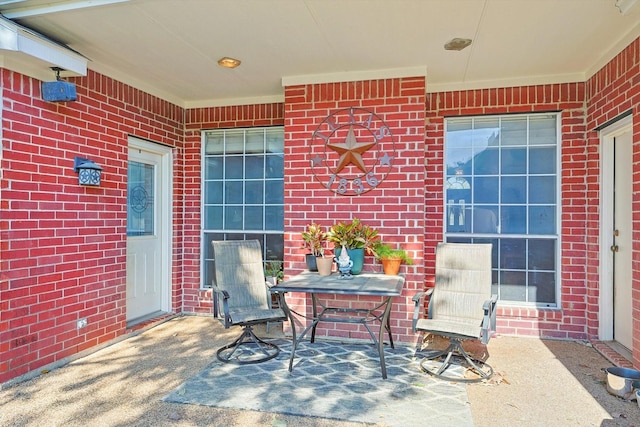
[[0, 15, 87, 77], [585, 19, 640, 80]]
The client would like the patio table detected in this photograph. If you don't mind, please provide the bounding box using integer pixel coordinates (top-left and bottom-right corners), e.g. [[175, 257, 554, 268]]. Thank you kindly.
[[271, 271, 405, 379]]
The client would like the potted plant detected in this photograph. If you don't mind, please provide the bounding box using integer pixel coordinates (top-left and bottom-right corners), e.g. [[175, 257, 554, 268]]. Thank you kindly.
[[315, 249, 334, 276], [264, 260, 284, 285], [326, 218, 379, 274], [301, 223, 327, 271], [374, 242, 413, 275]]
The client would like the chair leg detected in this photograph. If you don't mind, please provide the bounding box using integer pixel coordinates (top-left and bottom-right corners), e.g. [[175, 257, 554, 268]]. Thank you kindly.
[[217, 325, 280, 364], [419, 338, 494, 383]]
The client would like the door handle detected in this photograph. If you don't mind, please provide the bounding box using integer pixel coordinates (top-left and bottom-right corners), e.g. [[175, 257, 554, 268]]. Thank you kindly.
[[611, 245, 619, 252]]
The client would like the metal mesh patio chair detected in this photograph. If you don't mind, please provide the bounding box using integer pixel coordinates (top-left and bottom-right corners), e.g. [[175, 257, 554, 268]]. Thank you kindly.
[[412, 242, 497, 382], [211, 239, 288, 364]]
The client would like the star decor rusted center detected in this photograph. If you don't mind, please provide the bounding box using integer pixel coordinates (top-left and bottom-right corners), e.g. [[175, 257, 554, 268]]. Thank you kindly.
[[327, 125, 376, 173], [309, 107, 396, 196]]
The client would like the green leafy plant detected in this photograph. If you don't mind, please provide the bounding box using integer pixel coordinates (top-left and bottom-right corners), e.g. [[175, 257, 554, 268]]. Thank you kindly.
[[301, 223, 327, 256], [264, 260, 284, 281], [373, 242, 414, 264], [326, 218, 380, 256]]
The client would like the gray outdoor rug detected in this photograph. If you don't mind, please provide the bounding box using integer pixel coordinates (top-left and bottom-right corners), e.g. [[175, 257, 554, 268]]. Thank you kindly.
[[163, 339, 474, 426]]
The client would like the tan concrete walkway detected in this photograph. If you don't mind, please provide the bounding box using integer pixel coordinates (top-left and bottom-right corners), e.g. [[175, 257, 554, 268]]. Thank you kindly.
[[0, 315, 638, 426]]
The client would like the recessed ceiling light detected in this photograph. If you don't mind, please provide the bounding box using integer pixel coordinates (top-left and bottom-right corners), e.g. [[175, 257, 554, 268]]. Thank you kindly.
[[218, 57, 241, 68], [444, 38, 472, 51]]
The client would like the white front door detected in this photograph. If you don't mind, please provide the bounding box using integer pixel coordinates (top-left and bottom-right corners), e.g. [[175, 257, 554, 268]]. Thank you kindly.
[[126, 138, 172, 323], [612, 129, 633, 350], [600, 116, 633, 353]]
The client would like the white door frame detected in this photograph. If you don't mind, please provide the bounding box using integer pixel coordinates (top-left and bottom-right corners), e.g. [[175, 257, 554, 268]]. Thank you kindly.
[[599, 115, 632, 340], [128, 136, 173, 315]]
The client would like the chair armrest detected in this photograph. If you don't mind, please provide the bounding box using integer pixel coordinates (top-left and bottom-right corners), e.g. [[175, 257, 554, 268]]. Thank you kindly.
[[480, 294, 498, 345], [211, 284, 233, 328], [211, 283, 228, 299], [412, 288, 434, 332]]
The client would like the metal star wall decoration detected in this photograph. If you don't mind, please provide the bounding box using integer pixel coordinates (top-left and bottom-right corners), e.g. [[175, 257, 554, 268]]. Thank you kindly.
[[379, 152, 394, 166], [326, 125, 376, 173]]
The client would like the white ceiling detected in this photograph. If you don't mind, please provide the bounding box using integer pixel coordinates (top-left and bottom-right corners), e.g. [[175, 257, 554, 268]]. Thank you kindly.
[[1, 0, 639, 108]]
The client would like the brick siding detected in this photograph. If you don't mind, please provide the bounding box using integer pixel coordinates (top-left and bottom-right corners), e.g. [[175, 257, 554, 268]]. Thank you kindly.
[[0, 69, 184, 382], [281, 77, 426, 343]]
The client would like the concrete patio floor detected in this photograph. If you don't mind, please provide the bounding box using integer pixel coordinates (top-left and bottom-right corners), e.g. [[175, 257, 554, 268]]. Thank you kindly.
[[1, 315, 638, 427]]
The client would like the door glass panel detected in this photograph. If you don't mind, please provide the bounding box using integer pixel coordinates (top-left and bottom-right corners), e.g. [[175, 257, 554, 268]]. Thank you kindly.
[[127, 161, 155, 236]]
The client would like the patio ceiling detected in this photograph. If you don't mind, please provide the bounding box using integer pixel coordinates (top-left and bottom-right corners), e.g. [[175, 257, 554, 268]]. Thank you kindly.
[[1, 0, 639, 108]]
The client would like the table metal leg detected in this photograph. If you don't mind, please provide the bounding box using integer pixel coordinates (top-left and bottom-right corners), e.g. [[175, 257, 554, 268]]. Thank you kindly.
[[282, 291, 395, 379], [386, 309, 395, 349], [378, 296, 394, 379], [288, 320, 320, 372], [310, 293, 318, 343], [283, 293, 321, 372], [276, 292, 299, 373]]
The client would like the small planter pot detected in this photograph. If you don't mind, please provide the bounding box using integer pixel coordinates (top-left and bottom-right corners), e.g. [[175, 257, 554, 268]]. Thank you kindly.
[[316, 256, 334, 276], [305, 254, 318, 271], [381, 258, 402, 275]]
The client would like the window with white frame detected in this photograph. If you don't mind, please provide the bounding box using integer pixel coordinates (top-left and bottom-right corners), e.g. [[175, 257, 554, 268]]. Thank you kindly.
[[444, 113, 559, 306], [201, 127, 284, 288]]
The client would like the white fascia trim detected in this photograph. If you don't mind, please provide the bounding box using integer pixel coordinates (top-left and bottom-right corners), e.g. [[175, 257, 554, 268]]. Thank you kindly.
[[0, 15, 87, 75], [184, 94, 285, 109], [281, 66, 428, 87], [427, 73, 586, 93], [0, 52, 66, 82]]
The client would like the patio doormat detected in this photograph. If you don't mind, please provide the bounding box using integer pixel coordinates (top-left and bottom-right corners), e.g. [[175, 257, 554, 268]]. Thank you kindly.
[[163, 339, 473, 427]]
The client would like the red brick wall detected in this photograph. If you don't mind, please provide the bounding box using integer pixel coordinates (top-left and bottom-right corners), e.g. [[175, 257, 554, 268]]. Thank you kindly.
[[182, 104, 285, 314], [586, 36, 640, 366], [282, 77, 426, 343], [425, 84, 589, 339], [0, 69, 184, 383]]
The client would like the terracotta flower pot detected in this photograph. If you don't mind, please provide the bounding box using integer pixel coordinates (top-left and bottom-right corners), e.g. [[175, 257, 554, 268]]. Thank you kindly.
[[381, 258, 402, 275]]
